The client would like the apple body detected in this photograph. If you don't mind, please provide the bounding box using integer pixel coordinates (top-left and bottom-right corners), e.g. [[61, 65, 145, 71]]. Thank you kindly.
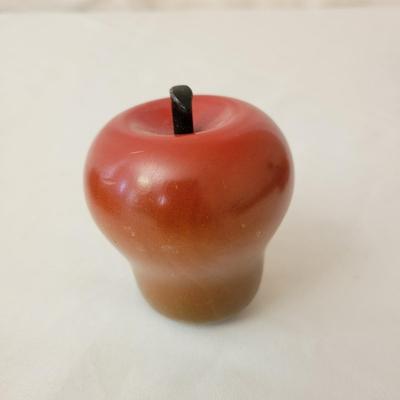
[[84, 95, 293, 322]]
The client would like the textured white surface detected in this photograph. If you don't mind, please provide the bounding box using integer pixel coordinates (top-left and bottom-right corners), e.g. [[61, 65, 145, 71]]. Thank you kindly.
[[1, 0, 400, 11], [1, 9, 400, 400]]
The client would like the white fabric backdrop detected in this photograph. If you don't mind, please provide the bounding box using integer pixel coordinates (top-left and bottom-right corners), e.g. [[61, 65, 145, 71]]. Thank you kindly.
[[0, 0, 399, 11]]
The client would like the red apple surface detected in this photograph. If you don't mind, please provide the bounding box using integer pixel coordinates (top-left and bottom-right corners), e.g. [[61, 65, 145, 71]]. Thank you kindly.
[[84, 92, 293, 322]]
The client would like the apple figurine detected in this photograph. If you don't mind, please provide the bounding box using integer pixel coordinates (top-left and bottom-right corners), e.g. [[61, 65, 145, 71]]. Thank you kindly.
[[84, 86, 293, 323]]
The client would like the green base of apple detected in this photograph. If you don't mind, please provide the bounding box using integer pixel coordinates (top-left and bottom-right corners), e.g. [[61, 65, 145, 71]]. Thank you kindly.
[[132, 258, 263, 323]]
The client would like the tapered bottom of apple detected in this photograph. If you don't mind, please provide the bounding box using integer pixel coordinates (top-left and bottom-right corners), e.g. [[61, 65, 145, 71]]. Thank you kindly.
[[132, 258, 263, 323]]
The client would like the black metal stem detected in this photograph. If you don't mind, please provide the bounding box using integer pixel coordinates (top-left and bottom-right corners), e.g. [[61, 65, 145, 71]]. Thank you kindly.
[[170, 85, 194, 135]]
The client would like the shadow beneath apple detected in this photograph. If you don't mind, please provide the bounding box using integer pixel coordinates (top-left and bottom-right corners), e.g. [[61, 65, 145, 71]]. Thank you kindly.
[[232, 210, 351, 323]]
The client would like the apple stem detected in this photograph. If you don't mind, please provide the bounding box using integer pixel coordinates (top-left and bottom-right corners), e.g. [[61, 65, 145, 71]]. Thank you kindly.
[[170, 85, 194, 135]]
